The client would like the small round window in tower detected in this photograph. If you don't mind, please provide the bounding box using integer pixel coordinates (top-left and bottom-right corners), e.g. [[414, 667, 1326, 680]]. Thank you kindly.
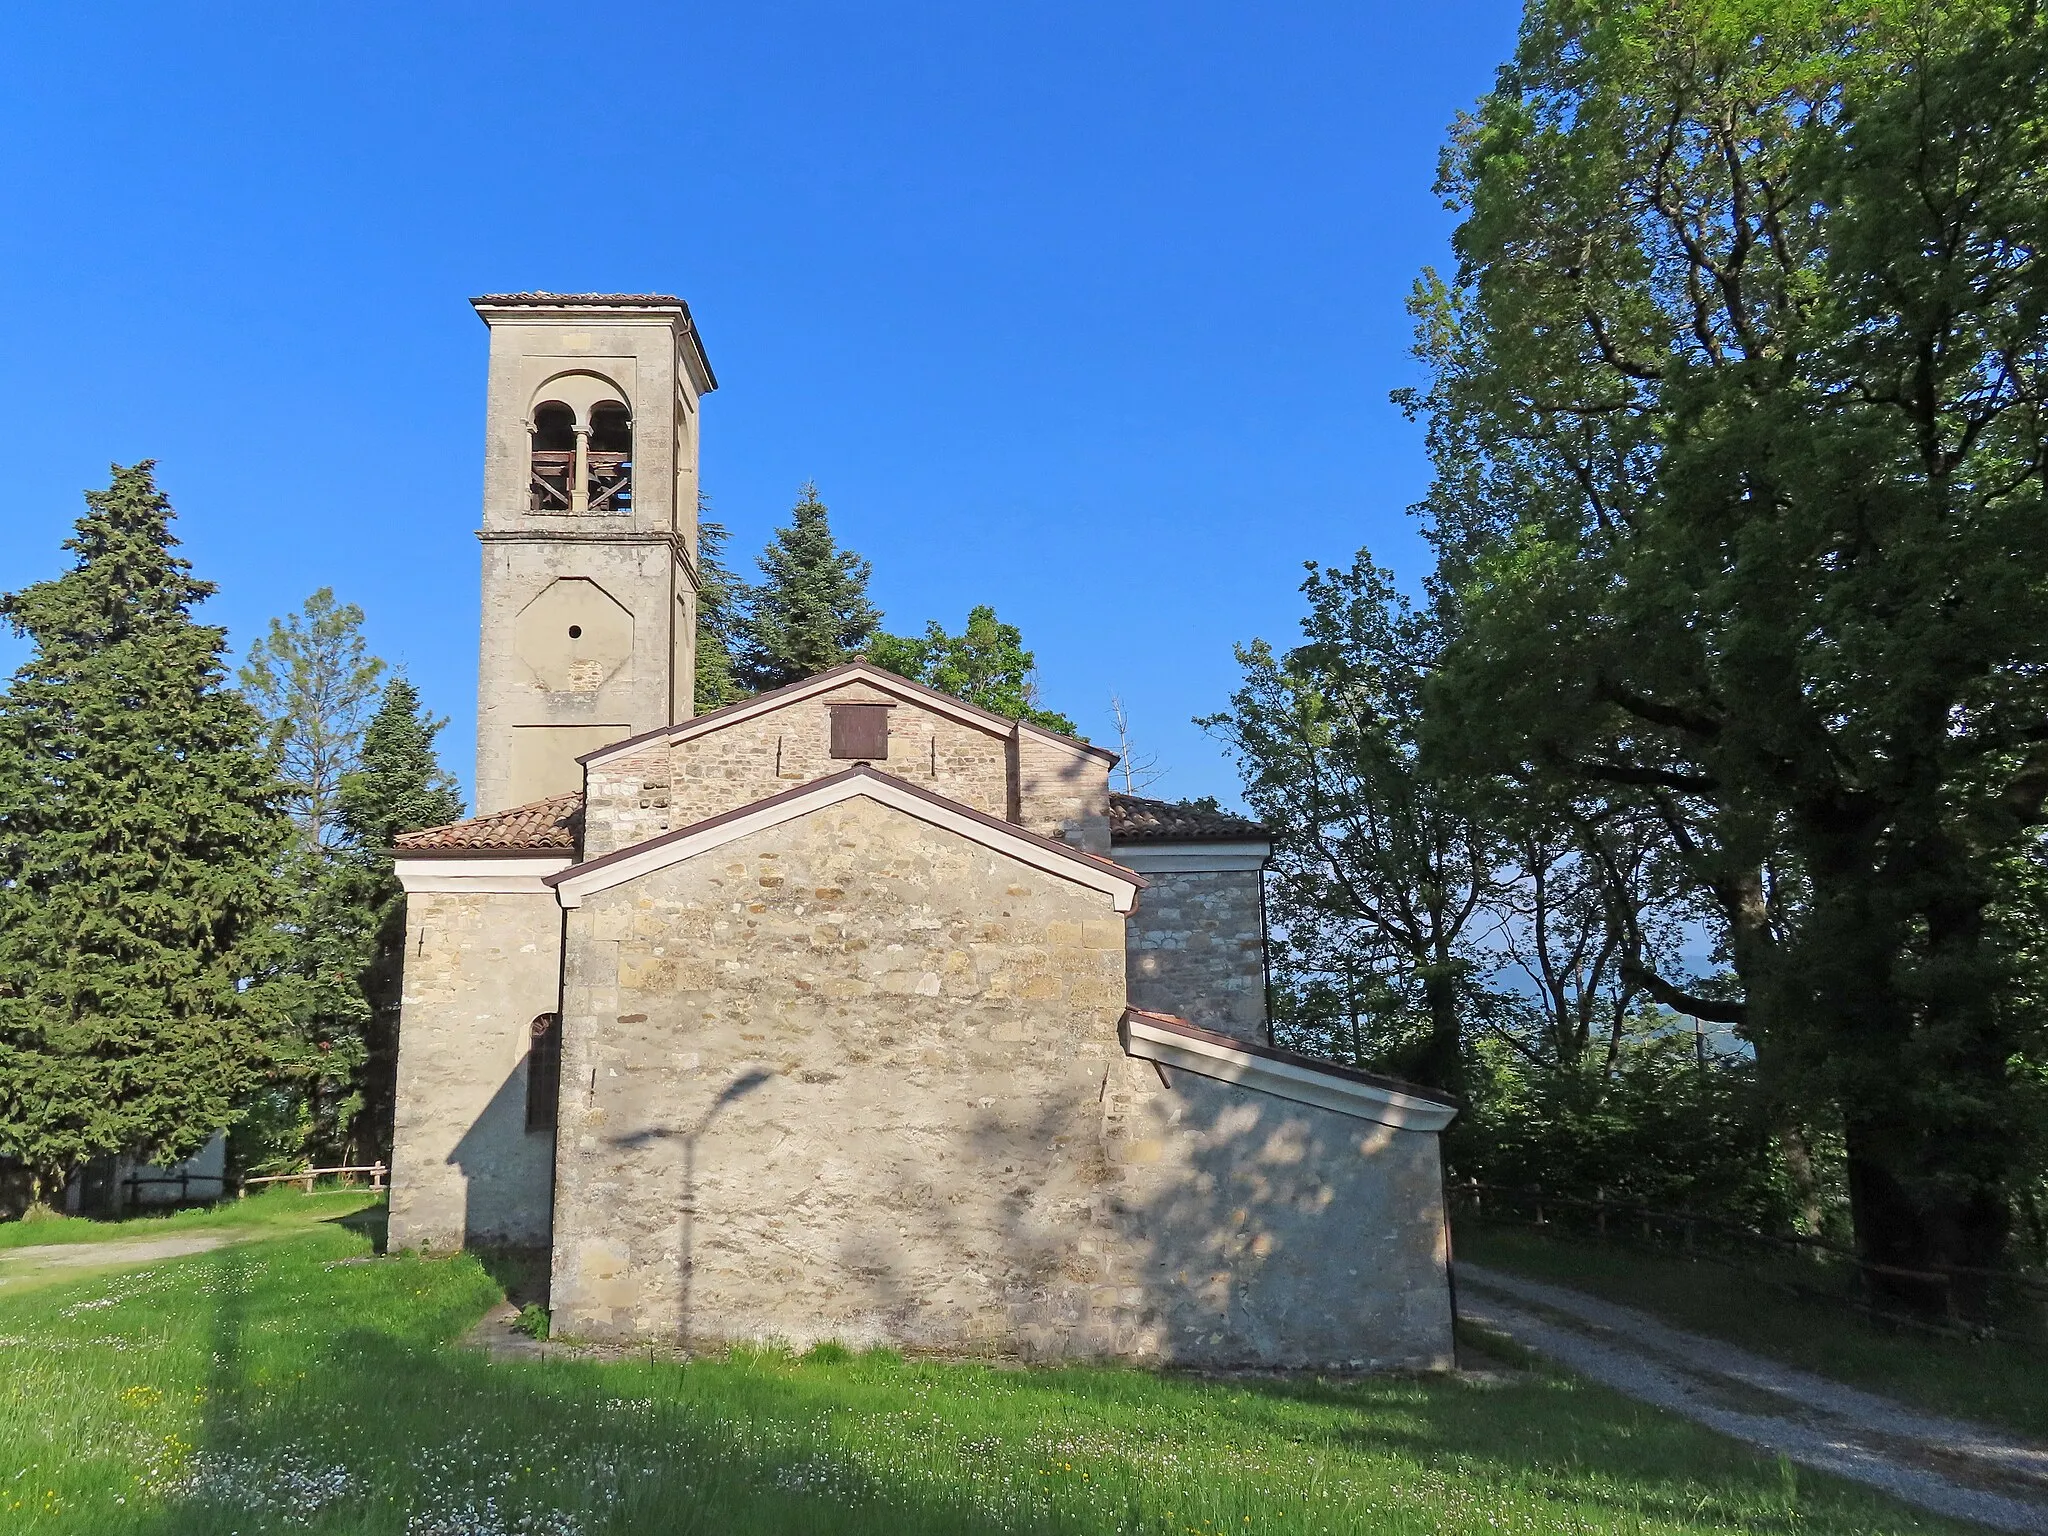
[[568, 625, 582, 639]]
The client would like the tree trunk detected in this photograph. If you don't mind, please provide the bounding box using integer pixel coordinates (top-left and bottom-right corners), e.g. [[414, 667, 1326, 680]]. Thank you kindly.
[[1844, 1117, 2010, 1319], [1413, 966, 1462, 1098], [1800, 808, 2014, 1320]]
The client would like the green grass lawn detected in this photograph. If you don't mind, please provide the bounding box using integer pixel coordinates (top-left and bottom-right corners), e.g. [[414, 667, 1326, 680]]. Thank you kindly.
[[0, 1186, 378, 1251], [0, 1198, 1975, 1535], [1457, 1222, 2048, 1442]]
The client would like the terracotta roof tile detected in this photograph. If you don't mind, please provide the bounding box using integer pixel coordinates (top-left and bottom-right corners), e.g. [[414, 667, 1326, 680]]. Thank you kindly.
[[471, 292, 681, 306], [393, 793, 584, 853], [395, 788, 1260, 854], [1109, 793, 1266, 843]]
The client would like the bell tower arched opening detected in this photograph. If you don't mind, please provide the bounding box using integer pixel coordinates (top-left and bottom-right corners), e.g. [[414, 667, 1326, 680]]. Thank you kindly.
[[529, 401, 577, 510], [587, 401, 633, 513]]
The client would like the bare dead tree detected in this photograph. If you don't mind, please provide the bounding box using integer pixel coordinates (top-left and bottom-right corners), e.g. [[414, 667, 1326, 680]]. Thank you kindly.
[[1108, 694, 1166, 795]]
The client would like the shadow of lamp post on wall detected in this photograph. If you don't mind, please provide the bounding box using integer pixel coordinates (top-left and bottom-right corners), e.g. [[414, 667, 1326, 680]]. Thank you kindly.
[[612, 1068, 774, 1350]]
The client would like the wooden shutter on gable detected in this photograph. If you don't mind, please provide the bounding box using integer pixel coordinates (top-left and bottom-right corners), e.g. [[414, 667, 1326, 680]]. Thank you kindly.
[[829, 703, 891, 760]]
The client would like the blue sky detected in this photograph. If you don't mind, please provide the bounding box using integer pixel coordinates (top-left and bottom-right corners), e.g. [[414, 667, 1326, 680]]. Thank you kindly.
[[0, 2, 1520, 809]]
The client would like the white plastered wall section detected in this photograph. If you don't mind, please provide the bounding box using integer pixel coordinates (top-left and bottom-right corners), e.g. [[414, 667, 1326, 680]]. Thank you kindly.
[[386, 855, 571, 1251]]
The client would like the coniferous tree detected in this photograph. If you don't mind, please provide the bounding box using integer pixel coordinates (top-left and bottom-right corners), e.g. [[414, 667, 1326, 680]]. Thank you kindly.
[[333, 677, 464, 1161], [737, 483, 881, 690], [692, 517, 746, 713], [0, 463, 291, 1205]]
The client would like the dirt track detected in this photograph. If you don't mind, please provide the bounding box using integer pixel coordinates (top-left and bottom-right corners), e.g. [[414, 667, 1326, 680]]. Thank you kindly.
[[1459, 1261, 2048, 1534]]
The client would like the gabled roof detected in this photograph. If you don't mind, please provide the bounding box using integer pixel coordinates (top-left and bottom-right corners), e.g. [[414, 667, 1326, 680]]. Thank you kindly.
[[548, 765, 1144, 913], [580, 662, 1119, 769], [393, 793, 583, 856], [1120, 1010, 1460, 1131], [1109, 793, 1266, 844]]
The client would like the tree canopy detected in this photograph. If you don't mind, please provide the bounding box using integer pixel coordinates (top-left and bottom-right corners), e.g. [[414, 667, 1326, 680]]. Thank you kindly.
[[1404, 0, 2048, 1290], [692, 515, 745, 714], [0, 464, 291, 1202], [735, 483, 881, 691], [869, 604, 1079, 735], [239, 588, 384, 849]]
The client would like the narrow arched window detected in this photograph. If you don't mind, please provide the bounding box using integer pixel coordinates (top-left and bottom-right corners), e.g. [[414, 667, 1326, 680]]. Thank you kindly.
[[529, 403, 576, 511], [525, 1012, 561, 1133], [587, 401, 633, 513]]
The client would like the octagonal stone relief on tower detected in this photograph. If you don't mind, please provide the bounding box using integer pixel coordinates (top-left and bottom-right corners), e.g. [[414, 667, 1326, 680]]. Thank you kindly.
[[515, 577, 634, 693]]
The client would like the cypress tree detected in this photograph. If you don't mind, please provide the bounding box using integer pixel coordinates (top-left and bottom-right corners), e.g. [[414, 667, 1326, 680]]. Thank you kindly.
[[737, 483, 881, 690], [0, 463, 291, 1205], [334, 677, 464, 1160]]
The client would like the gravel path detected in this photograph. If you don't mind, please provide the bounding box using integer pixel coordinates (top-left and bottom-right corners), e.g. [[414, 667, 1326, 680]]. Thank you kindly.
[[0, 1232, 238, 1288], [1458, 1261, 2048, 1533]]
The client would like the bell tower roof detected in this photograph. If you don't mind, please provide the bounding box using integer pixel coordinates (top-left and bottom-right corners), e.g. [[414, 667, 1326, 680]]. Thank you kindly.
[[470, 294, 715, 393]]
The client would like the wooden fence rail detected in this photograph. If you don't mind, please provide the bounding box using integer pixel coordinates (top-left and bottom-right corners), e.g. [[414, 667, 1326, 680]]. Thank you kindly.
[[238, 1163, 386, 1197], [1451, 1178, 2048, 1343]]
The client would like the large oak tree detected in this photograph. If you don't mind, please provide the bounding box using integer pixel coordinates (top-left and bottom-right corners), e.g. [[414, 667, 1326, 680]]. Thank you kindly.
[[1412, 0, 2048, 1295]]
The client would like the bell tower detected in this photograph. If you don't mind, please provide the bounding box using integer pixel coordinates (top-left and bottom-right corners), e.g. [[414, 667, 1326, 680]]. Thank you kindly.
[[470, 293, 716, 814]]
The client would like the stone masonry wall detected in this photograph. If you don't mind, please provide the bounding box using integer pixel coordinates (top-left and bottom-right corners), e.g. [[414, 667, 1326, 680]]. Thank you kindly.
[[582, 739, 674, 860], [581, 682, 1014, 857], [388, 889, 562, 1251], [547, 793, 1449, 1367], [1102, 1051, 1451, 1369], [1124, 866, 1268, 1043], [1014, 731, 1112, 854]]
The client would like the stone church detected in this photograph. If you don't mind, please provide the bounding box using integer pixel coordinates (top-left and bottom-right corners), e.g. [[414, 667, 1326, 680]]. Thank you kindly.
[[387, 293, 1458, 1368]]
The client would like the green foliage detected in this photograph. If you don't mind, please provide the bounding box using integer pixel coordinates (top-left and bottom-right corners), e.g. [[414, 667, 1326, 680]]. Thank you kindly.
[[737, 483, 881, 691], [333, 678, 465, 1162], [693, 514, 747, 713], [235, 672, 462, 1174], [1202, 551, 1494, 1093], [869, 604, 1079, 735], [512, 1302, 551, 1341], [0, 1210, 1962, 1533], [0, 463, 292, 1203], [334, 678, 465, 854], [238, 589, 384, 849], [1407, 0, 2048, 1283], [1456, 1030, 1798, 1231], [237, 591, 392, 1171]]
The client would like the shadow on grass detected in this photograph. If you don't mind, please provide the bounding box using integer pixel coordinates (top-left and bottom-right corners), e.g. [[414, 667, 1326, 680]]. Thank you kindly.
[[469, 1244, 550, 1308], [323, 1202, 388, 1254], [116, 1244, 1959, 1536]]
